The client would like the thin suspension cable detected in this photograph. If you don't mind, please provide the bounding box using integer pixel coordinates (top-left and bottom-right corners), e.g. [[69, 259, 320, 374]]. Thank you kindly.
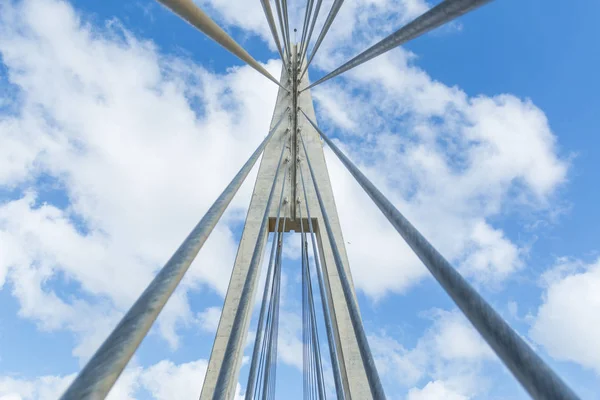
[[298, 162, 345, 399], [298, 126, 387, 400], [156, 0, 287, 91], [273, 0, 290, 60], [245, 170, 289, 399], [299, 0, 324, 67], [265, 229, 284, 399], [255, 233, 278, 399], [300, 0, 345, 80], [260, 0, 286, 62], [299, 0, 315, 59], [257, 219, 288, 400], [300, 111, 580, 400], [302, 230, 308, 399], [59, 108, 289, 400], [302, 0, 491, 91], [300, 207, 325, 399], [282, 0, 292, 51], [213, 135, 289, 399]]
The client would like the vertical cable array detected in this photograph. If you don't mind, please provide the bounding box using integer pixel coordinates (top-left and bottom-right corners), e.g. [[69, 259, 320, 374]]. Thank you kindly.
[[245, 162, 289, 399], [300, 0, 345, 79], [299, 163, 345, 400], [300, 202, 326, 399], [298, 126, 387, 399], [299, 0, 324, 67], [213, 138, 289, 399]]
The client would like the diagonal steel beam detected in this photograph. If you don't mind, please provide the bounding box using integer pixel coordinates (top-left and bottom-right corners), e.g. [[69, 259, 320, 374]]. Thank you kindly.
[[157, 0, 287, 91], [302, 0, 491, 91]]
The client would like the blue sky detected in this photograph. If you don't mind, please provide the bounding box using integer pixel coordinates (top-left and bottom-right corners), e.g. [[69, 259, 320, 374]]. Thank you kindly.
[[1, 0, 600, 399]]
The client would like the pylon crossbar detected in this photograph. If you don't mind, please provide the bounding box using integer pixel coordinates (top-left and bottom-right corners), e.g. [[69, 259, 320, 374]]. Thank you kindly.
[[302, 0, 492, 91], [58, 108, 289, 400], [156, 0, 288, 92], [299, 125, 387, 400], [300, 110, 580, 400]]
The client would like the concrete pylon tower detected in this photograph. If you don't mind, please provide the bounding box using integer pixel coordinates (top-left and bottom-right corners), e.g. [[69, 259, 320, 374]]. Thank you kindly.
[[200, 45, 372, 399]]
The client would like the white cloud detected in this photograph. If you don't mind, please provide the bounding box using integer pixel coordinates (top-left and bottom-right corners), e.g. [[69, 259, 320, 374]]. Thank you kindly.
[[407, 379, 469, 400], [197, 306, 222, 333], [530, 258, 600, 374], [0, 0, 281, 359], [0, 358, 244, 400], [370, 309, 494, 397]]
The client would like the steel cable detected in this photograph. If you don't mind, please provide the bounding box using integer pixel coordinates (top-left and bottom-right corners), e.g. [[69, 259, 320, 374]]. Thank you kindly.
[[302, 0, 491, 91], [260, 0, 286, 62], [300, 110, 580, 400], [245, 170, 289, 399], [299, 0, 324, 67], [300, 0, 345, 80], [156, 0, 287, 91], [298, 157, 345, 399], [212, 133, 289, 399], [298, 124, 387, 399]]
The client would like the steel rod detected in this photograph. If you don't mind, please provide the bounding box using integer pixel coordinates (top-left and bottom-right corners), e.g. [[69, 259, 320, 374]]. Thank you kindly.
[[260, 0, 286, 62], [299, 0, 324, 67], [299, 162, 345, 399], [245, 170, 288, 399], [302, 0, 491, 91], [301, 110, 580, 400], [298, 126, 386, 399], [300, 0, 344, 80], [300, 207, 325, 399], [156, 0, 287, 91]]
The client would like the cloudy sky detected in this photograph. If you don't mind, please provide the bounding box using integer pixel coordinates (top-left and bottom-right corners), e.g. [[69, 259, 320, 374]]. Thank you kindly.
[[1, 0, 599, 398]]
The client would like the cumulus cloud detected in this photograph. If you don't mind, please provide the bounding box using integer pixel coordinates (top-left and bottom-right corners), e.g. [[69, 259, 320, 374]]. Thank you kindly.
[[530, 258, 600, 374], [370, 309, 494, 397], [0, 0, 281, 359], [0, 0, 575, 398], [0, 358, 244, 400]]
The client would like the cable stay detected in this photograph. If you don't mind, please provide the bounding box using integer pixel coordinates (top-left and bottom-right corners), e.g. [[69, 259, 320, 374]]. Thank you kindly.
[[298, 0, 325, 69], [298, 123, 387, 400], [302, 0, 491, 91], [298, 0, 315, 63], [300, 110, 580, 400], [300, 0, 345, 80], [260, 0, 286, 63], [156, 0, 288, 91]]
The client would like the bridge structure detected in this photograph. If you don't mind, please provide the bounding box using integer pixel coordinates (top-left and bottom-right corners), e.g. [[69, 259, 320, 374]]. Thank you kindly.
[[58, 0, 580, 399]]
